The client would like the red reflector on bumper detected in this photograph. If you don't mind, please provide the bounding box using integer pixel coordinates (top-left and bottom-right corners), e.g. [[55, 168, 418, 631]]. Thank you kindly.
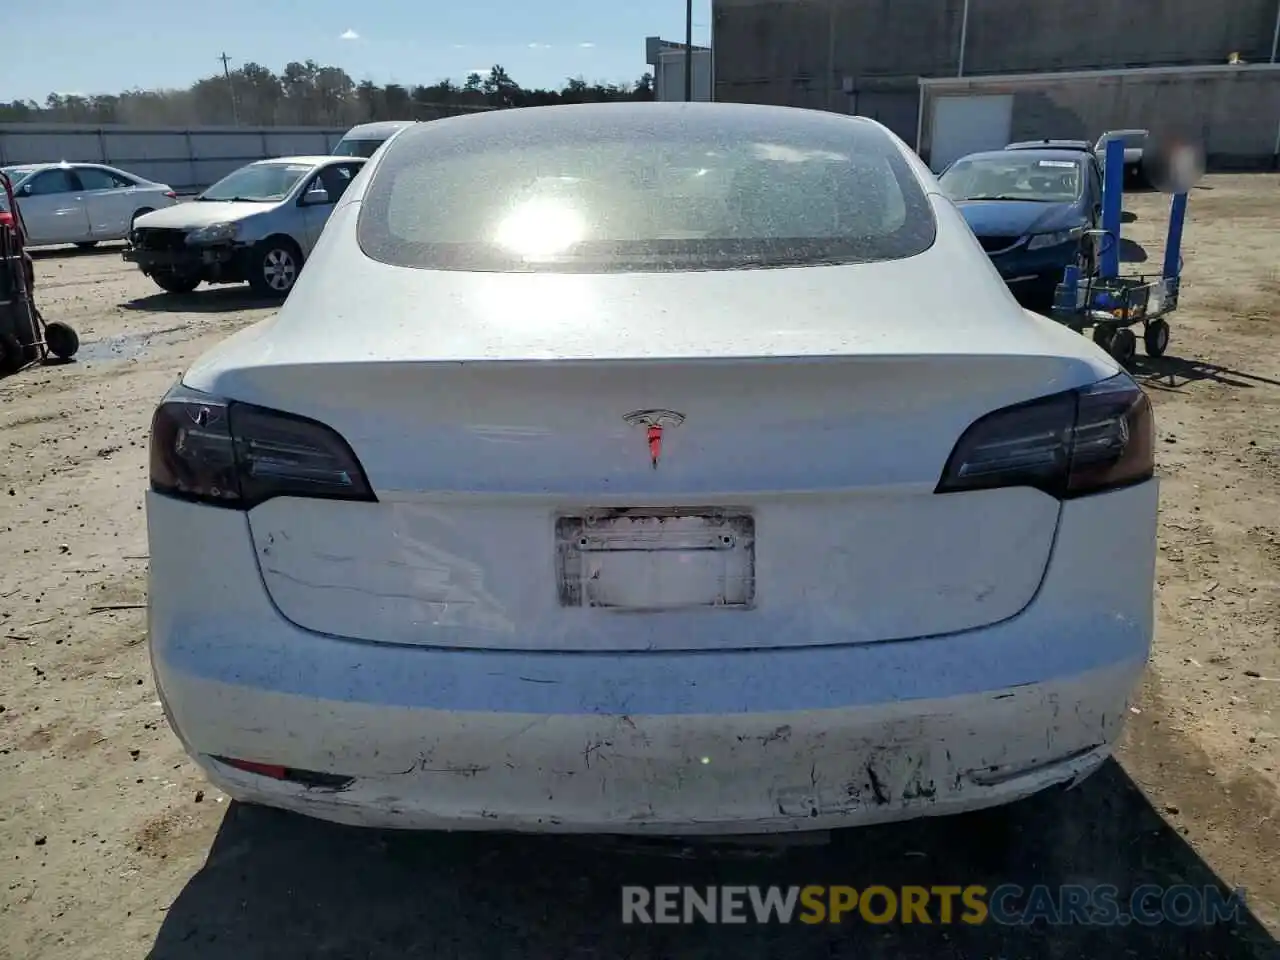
[[212, 756, 354, 790], [222, 757, 288, 779]]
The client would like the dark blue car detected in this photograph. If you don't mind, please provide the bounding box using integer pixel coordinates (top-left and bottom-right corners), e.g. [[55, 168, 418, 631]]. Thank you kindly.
[[938, 148, 1104, 309]]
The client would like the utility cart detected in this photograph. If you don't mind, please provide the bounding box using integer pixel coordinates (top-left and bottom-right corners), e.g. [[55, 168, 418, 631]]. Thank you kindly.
[[1050, 136, 1192, 367], [0, 170, 79, 374]]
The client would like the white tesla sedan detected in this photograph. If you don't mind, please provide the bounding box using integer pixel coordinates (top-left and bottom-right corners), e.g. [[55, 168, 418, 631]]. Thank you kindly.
[[146, 103, 1157, 835]]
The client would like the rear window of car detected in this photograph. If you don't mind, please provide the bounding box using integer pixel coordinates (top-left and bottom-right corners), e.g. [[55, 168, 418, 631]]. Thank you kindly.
[[334, 139, 385, 158], [357, 105, 936, 273], [1099, 131, 1147, 148]]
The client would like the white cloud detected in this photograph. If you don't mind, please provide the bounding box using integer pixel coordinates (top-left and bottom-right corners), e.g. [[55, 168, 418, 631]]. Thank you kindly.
[[578, 42, 596, 48], [339, 28, 360, 40], [451, 43, 468, 49], [527, 42, 552, 49]]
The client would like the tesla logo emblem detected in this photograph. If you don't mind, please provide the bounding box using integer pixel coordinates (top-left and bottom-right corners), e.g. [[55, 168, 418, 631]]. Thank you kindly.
[[623, 409, 685, 469]]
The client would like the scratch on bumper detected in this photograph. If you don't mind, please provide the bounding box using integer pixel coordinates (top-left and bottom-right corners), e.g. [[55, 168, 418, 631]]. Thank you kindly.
[[180, 662, 1139, 835]]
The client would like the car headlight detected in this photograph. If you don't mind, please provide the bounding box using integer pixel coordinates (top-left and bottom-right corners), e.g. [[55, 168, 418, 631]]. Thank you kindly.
[[1026, 227, 1083, 250], [185, 222, 238, 245]]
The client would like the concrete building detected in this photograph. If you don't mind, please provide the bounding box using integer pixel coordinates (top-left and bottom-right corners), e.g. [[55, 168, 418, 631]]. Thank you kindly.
[[711, 0, 1280, 165], [646, 37, 714, 101]]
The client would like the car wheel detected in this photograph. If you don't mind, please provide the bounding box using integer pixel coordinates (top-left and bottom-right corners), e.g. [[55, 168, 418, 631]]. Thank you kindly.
[[1143, 319, 1170, 358], [152, 271, 201, 294], [131, 208, 154, 227], [75, 241, 98, 250], [249, 239, 301, 297], [1109, 327, 1137, 366]]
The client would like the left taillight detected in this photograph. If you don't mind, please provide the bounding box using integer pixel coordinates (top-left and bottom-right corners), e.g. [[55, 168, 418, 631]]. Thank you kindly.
[[164, 191, 177, 200], [148, 382, 376, 509]]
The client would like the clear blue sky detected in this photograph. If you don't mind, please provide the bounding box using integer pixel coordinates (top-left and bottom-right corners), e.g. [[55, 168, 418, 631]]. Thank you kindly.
[[2, 0, 713, 103]]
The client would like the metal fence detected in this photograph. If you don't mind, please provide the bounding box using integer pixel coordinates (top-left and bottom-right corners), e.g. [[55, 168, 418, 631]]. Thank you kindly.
[[0, 124, 350, 192]]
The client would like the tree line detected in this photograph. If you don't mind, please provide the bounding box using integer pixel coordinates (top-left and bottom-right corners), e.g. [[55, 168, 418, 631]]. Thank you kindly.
[[0, 61, 655, 127]]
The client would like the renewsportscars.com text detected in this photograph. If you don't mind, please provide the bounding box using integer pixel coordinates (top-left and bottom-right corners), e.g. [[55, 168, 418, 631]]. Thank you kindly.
[[621, 884, 1246, 926]]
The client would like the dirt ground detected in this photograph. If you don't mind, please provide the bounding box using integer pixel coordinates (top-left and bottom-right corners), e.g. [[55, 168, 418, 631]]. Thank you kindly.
[[1, 175, 1278, 960]]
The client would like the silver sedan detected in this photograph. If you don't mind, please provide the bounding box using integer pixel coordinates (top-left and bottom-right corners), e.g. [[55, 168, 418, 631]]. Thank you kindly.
[[124, 155, 366, 296], [2, 162, 178, 249]]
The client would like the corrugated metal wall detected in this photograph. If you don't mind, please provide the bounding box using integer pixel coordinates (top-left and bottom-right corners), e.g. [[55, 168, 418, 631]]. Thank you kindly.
[[961, 0, 1277, 74], [713, 0, 1278, 89], [711, 0, 1280, 149], [0, 125, 348, 192]]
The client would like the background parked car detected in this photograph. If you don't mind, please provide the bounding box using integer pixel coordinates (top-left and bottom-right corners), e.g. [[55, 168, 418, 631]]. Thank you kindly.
[[332, 121, 415, 158], [939, 147, 1104, 310], [1005, 139, 1095, 156], [1095, 129, 1148, 185], [0, 162, 178, 249], [124, 155, 366, 296]]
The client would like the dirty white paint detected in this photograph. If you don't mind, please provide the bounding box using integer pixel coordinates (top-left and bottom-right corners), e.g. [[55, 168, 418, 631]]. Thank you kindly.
[[246, 485, 1059, 651], [147, 478, 1156, 833], [189, 676, 1125, 835], [184, 180, 1119, 371]]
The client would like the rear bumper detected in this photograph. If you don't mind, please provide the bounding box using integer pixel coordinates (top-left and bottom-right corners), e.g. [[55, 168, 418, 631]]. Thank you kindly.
[[178, 666, 1131, 834], [146, 480, 1157, 834]]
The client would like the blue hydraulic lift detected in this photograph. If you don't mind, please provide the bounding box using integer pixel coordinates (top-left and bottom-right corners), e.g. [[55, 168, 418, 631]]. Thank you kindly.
[[1051, 136, 1190, 366]]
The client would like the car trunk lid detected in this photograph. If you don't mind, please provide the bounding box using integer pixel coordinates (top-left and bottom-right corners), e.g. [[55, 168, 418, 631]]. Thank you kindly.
[[186, 212, 1109, 652]]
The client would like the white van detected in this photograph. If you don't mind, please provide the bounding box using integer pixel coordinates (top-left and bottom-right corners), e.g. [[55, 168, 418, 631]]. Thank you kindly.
[[332, 121, 416, 158]]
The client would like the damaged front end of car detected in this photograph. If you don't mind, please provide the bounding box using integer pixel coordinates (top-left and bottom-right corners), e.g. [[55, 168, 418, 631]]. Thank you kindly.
[[123, 221, 256, 291]]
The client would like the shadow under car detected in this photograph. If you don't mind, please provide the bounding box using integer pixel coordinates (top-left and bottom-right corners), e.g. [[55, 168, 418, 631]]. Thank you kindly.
[[147, 760, 1276, 960]]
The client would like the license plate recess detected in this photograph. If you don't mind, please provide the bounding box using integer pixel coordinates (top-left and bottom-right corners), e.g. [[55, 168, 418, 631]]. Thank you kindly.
[[555, 510, 755, 610]]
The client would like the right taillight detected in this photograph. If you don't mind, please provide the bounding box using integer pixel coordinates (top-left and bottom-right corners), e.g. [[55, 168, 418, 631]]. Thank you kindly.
[[936, 373, 1154, 499]]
